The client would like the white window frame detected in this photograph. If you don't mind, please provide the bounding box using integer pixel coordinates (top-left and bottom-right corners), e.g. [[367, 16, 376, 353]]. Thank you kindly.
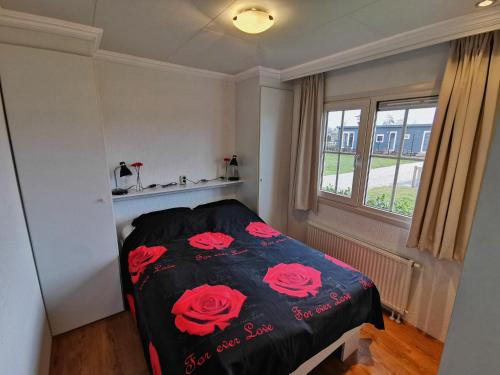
[[319, 86, 438, 227], [420, 130, 431, 153], [375, 134, 384, 143], [318, 99, 370, 206]]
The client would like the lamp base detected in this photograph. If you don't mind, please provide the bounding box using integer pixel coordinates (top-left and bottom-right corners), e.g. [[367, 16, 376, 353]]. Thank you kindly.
[[112, 188, 129, 196]]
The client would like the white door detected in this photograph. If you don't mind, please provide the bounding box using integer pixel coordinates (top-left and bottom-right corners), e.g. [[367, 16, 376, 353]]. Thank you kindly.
[[388, 131, 397, 152], [258, 87, 293, 232], [0, 45, 122, 334]]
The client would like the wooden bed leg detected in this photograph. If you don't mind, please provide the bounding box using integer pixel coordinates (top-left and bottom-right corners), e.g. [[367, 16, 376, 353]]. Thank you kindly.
[[340, 327, 360, 362]]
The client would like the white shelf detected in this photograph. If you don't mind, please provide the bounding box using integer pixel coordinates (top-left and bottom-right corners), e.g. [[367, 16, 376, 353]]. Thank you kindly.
[[112, 179, 243, 202]]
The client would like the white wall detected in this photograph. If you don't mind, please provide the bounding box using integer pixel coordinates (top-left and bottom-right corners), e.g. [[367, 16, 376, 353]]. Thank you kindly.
[[0, 89, 51, 374], [324, 43, 448, 98], [438, 100, 500, 375], [95, 60, 236, 189], [288, 43, 462, 341]]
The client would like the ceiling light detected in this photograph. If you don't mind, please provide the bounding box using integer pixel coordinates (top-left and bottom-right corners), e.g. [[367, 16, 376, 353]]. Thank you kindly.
[[475, 0, 496, 7], [232, 8, 274, 34]]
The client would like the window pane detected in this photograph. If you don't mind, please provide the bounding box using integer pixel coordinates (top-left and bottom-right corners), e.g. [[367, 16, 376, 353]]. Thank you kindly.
[[372, 110, 405, 155], [320, 103, 367, 202], [404, 107, 436, 159], [365, 157, 396, 211], [375, 110, 405, 126], [364, 96, 437, 218], [407, 107, 436, 125], [325, 111, 342, 152], [393, 160, 424, 217], [337, 154, 355, 197], [321, 153, 338, 193]]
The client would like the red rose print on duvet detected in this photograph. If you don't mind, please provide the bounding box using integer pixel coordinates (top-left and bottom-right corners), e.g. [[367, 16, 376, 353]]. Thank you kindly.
[[246, 222, 281, 238], [324, 254, 359, 272], [188, 232, 234, 250], [128, 245, 167, 284], [172, 284, 247, 336], [149, 342, 162, 375], [264, 263, 322, 298]]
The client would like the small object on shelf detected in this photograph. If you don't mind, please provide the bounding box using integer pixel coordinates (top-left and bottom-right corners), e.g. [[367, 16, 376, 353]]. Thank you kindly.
[[130, 162, 144, 191], [112, 161, 133, 195], [223, 157, 231, 180], [228, 155, 239, 181], [161, 182, 177, 188]]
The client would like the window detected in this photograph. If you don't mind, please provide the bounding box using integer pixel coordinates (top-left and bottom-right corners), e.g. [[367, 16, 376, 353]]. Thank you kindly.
[[319, 94, 438, 222], [319, 99, 369, 200]]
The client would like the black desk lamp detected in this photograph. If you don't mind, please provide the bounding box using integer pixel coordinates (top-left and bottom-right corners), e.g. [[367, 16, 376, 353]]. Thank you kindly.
[[112, 161, 133, 195]]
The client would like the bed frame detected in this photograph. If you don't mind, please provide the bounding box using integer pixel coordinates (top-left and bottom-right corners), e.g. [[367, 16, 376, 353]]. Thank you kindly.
[[290, 325, 360, 374]]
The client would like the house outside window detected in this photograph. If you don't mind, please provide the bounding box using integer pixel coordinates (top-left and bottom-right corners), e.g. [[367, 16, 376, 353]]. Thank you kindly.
[[319, 92, 438, 223]]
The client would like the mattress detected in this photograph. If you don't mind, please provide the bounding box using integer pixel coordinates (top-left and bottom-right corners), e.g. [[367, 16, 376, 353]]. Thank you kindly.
[[120, 199, 384, 375]]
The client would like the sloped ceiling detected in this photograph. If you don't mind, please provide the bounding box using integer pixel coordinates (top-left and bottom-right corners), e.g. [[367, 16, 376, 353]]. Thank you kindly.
[[0, 0, 494, 74]]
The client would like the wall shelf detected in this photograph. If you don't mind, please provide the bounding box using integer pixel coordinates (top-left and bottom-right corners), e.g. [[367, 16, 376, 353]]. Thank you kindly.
[[112, 179, 243, 202]]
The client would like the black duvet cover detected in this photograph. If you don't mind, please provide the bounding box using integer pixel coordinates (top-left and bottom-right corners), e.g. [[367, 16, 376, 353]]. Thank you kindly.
[[121, 200, 384, 375]]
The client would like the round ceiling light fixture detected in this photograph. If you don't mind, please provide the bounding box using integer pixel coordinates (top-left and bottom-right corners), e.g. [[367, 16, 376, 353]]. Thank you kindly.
[[475, 0, 496, 7], [232, 8, 274, 34]]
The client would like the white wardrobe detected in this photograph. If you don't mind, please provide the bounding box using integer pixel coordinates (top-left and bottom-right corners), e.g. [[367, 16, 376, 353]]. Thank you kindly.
[[0, 44, 123, 335], [236, 73, 293, 232]]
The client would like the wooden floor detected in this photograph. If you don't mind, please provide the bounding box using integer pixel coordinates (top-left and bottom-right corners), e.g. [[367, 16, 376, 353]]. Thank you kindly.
[[50, 312, 443, 375]]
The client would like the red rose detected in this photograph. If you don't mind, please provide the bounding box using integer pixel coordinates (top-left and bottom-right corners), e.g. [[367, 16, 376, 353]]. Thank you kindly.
[[263, 263, 322, 298], [128, 245, 167, 284], [149, 342, 162, 375], [172, 284, 247, 336], [246, 222, 281, 238], [325, 254, 359, 272], [131, 162, 143, 167], [127, 294, 136, 320], [188, 232, 234, 250]]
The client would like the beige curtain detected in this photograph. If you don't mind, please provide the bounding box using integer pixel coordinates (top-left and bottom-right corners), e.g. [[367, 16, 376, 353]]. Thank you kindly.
[[290, 73, 325, 212], [408, 31, 500, 261]]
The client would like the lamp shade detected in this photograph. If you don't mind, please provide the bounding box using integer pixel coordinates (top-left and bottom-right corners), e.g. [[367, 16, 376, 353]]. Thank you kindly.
[[119, 162, 132, 177], [233, 9, 274, 34]]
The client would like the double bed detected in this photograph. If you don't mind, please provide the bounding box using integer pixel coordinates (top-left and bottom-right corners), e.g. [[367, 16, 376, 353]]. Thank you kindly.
[[119, 199, 384, 375]]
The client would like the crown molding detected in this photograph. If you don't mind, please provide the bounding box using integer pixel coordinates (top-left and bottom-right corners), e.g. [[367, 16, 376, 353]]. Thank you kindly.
[[234, 65, 292, 90], [95, 50, 234, 81], [0, 6, 102, 56], [280, 8, 500, 81], [234, 66, 281, 82]]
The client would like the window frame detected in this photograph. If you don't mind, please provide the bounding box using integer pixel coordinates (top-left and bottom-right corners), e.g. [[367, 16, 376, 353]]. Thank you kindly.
[[318, 87, 438, 227], [318, 98, 371, 207]]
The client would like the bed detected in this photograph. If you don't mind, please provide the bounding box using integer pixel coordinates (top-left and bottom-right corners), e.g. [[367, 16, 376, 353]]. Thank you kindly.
[[120, 199, 384, 375]]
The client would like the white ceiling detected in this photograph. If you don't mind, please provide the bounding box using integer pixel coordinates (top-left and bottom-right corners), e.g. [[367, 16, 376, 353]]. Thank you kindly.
[[0, 0, 493, 74]]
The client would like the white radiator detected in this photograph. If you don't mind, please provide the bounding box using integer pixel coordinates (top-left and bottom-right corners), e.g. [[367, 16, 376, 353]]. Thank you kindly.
[[306, 221, 416, 317]]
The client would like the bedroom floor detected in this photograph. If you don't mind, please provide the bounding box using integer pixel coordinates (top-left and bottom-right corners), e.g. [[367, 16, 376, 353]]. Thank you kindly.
[[49, 312, 443, 375]]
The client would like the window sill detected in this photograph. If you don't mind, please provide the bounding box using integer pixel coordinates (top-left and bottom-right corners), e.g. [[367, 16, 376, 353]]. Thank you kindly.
[[317, 195, 412, 229]]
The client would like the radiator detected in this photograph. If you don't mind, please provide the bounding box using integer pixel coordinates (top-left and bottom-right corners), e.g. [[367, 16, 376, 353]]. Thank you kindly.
[[306, 221, 416, 317]]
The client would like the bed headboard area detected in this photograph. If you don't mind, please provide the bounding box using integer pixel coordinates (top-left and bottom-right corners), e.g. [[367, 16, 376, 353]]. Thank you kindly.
[[112, 185, 240, 236]]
